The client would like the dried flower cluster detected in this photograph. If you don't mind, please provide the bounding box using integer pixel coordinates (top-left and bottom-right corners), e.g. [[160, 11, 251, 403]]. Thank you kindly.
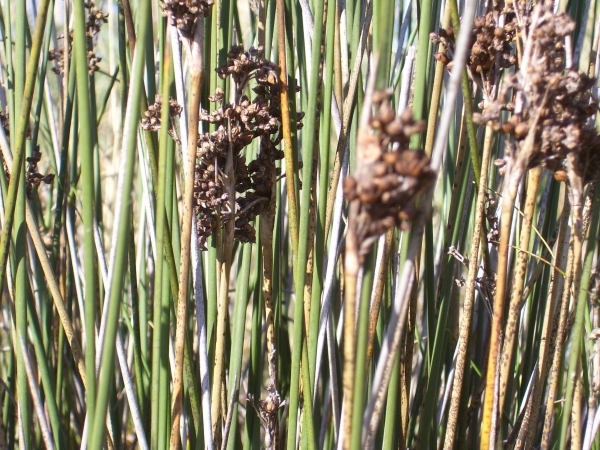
[[25, 148, 55, 199], [141, 94, 183, 143], [49, 2, 106, 75], [194, 46, 301, 249], [84, 1, 108, 37], [343, 93, 435, 255], [474, 6, 600, 184], [0, 114, 53, 197], [431, 12, 517, 96], [160, 0, 214, 39]]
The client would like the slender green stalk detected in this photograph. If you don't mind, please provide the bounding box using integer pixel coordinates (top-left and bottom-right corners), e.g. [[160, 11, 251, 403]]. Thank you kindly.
[[350, 249, 376, 450], [13, 0, 29, 445], [87, 0, 150, 446], [286, 0, 326, 445], [410, 0, 433, 135], [151, 37, 174, 450], [73, 0, 99, 435]]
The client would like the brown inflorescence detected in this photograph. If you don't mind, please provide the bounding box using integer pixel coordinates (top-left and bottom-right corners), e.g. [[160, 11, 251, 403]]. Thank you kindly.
[[194, 46, 302, 249], [343, 93, 435, 256], [160, 0, 214, 39], [49, 2, 106, 75], [473, 6, 600, 184], [431, 11, 517, 97], [25, 148, 55, 199], [141, 94, 183, 143]]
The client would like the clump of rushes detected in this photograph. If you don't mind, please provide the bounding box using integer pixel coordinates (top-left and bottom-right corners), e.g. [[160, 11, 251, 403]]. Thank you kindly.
[[431, 11, 517, 97], [141, 94, 183, 144], [160, 0, 214, 39], [473, 2, 600, 446], [343, 92, 434, 257], [49, 1, 107, 74]]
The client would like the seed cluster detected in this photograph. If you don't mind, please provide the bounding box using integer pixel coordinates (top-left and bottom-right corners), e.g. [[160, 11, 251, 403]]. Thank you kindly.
[[84, 1, 108, 37], [343, 93, 435, 255], [194, 46, 300, 249], [49, 1, 106, 75], [25, 148, 55, 199], [474, 6, 600, 183], [160, 0, 213, 39], [141, 94, 183, 143], [431, 12, 517, 96]]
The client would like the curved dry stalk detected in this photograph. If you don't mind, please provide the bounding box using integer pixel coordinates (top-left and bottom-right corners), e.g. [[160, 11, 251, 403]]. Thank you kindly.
[[443, 123, 494, 449], [170, 21, 205, 450], [497, 166, 542, 418]]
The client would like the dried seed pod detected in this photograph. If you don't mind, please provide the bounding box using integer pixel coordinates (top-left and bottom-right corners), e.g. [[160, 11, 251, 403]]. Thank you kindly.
[[347, 91, 435, 257]]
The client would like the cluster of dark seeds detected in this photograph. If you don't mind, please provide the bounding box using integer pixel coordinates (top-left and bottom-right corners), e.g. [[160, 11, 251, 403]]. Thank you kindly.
[[141, 94, 183, 143], [343, 93, 435, 256], [474, 6, 600, 184], [194, 46, 301, 249], [431, 12, 517, 96], [0, 114, 53, 196], [49, 2, 106, 75], [160, 0, 214, 39], [0, 111, 8, 136], [85, 1, 108, 37], [49, 47, 68, 75], [25, 148, 55, 199]]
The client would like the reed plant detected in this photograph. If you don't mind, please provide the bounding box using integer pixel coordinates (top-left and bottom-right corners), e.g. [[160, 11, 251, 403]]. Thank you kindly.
[[1, 0, 600, 449]]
